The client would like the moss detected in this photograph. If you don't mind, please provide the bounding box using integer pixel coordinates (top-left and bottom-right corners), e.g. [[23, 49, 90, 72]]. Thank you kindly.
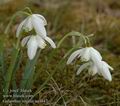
[[0, 0, 120, 105]]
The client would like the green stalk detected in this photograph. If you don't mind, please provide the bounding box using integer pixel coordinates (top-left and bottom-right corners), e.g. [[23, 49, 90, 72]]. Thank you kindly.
[[20, 49, 41, 89], [57, 31, 87, 48]]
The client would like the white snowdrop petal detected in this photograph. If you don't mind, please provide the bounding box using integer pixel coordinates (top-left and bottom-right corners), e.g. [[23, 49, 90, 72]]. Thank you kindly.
[[16, 18, 28, 37], [90, 47, 102, 60], [102, 61, 114, 70], [77, 48, 86, 58], [101, 67, 112, 81], [45, 37, 56, 48], [88, 63, 98, 76], [24, 17, 33, 32], [81, 47, 90, 61], [67, 49, 83, 64], [34, 14, 47, 25], [27, 36, 38, 60], [21, 36, 30, 47], [36, 35, 46, 49], [32, 15, 47, 38], [90, 52, 102, 65], [98, 61, 112, 81], [76, 62, 90, 75]]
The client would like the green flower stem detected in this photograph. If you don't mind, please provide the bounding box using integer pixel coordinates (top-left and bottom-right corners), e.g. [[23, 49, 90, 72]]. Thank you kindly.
[[23, 7, 33, 15], [72, 36, 76, 47], [85, 36, 91, 47], [57, 31, 87, 48]]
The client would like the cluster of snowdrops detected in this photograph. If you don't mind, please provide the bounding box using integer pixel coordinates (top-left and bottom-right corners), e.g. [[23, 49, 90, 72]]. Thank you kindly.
[[3, 8, 114, 96]]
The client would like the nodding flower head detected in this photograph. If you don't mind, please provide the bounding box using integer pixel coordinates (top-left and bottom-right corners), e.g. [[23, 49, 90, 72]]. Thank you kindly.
[[17, 13, 56, 60], [16, 14, 47, 38], [76, 61, 113, 81], [67, 47, 102, 65], [21, 34, 56, 60], [67, 47, 113, 81]]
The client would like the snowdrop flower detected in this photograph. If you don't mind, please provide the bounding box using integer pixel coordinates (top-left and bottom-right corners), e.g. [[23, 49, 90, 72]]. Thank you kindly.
[[76, 61, 113, 81], [16, 14, 47, 38], [67, 47, 113, 81], [16, 13, 56, 60], [21, 34, 56, 60], [17, 14, 56, 48], [67, 47, 102, 64]]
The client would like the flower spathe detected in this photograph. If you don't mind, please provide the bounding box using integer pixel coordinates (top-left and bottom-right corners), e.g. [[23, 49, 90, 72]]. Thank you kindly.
[[67, 47, 113, 81]]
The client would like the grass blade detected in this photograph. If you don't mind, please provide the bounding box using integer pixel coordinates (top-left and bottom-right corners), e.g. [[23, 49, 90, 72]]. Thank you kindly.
[[3, 48, 20, 95]]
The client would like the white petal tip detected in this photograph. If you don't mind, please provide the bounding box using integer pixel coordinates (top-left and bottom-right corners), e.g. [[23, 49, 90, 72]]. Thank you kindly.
[[110, 67, 114, 71], [53, 45, 56, 48], [66, 62, 70, 65], [45, 37, 56, 48], [28, 52, 36, 60], [104, 75, 112, 82], [51, 44, 56, 49], [66, 60, 71, 65], [29, 56, 34, 60], [107, 77, 112, 82], [76, 72, 79, 75]]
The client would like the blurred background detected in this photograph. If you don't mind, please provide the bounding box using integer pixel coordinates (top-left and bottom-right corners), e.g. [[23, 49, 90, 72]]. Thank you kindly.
[[0, 0, 120, 105]]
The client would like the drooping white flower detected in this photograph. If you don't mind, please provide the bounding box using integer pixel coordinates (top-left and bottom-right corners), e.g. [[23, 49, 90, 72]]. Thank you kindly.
[[76, 61, 113, 81], [67, 47, 102, 64], [21, 35, 56, 60], [67, 47, 113, 81], [16, 14, 47, 38], [17, 13, 56, 59]]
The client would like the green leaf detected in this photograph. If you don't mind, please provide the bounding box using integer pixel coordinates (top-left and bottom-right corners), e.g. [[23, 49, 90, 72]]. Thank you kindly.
[[3, 48, 20, 95], [0, 36, 5, 77], [12, 51, 22, 90], [20, 49, 41, 89]]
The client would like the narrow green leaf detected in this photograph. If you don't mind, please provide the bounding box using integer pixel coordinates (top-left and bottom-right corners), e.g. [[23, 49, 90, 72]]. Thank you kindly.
[[3, 48, 20, 95], [0, 37, 5, 77], [20, 49, 41, 89], [25, 68, 35, 89], [12, 51, 22, 90]]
